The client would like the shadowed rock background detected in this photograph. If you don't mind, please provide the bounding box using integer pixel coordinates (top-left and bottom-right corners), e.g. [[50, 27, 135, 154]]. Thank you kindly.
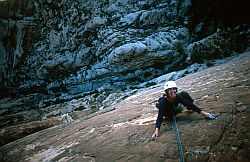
[[0, 0, 249, 161]]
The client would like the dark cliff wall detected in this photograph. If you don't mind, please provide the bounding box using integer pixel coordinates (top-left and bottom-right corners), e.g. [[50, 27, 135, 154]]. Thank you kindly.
[[0, 0, 249, 101], [0, 0, 40, 96]]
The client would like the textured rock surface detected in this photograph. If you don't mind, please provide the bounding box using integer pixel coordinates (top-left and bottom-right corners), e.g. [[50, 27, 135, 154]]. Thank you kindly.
[[0, 0, 249, 159], [0, 0, 249, 110], [0, 51, 249, 162]]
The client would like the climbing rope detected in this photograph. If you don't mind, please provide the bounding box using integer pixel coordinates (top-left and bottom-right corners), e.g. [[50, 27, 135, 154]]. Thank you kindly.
[[172, 116, 185, 162]]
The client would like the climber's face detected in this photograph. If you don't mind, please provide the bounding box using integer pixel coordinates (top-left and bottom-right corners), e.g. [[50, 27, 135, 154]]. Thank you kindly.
[[165, 88, 177, 99]]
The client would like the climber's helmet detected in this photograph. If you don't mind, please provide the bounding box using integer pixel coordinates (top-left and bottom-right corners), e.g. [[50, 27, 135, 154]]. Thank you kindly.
[[164, 81, 178, 92]]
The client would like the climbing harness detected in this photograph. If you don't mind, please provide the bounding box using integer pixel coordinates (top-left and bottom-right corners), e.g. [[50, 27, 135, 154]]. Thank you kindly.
[[172, 116, 185, 162]]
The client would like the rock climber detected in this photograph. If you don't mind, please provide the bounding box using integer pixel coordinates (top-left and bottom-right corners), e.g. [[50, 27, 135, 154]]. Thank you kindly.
[[152, 81, 216, 138]]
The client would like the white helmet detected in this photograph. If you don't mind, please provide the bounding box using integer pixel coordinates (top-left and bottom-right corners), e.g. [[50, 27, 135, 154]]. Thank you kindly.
[[164, 81, 178, 90]]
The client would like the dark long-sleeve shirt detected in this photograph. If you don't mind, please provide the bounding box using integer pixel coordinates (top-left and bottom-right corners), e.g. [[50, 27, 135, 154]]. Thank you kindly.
[[155, 93, 202, 129]]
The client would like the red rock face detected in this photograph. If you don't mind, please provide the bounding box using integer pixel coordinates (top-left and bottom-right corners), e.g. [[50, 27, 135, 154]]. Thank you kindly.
[[0, 51, 249, 162]]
